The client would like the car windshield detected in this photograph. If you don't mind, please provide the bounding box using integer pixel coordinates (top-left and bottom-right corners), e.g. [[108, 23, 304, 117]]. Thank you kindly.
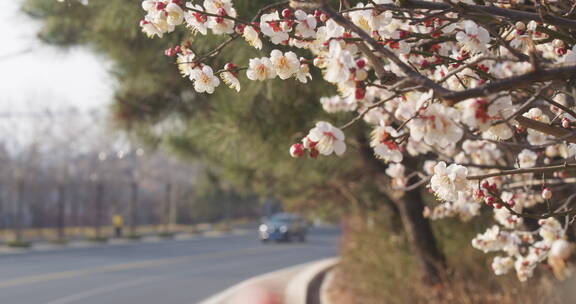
[[267, 214, 297, 224]]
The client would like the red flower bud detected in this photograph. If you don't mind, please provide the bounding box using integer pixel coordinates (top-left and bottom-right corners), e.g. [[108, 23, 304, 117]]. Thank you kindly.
[[289, 143, 305, 158], [281, 9, 292, 19]]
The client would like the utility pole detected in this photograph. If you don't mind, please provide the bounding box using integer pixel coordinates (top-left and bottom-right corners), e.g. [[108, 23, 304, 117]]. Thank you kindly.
[[14, 177, 24, 242], [129, 180, 139, 236], [163, 182, 172, 232], [93, 180, 104, 239], [56, 181, 66, 241]]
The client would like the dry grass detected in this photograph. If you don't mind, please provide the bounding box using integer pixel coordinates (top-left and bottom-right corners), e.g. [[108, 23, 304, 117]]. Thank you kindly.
[[327, 214, 576, 304]]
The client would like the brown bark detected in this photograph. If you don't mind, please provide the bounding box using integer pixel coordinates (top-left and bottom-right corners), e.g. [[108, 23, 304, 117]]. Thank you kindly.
[[358, 134, 446, 284], [395, 183, 446, 284]]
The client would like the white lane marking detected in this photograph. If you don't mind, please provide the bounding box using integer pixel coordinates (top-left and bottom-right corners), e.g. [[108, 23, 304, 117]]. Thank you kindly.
[[41, 277, 163, 304]]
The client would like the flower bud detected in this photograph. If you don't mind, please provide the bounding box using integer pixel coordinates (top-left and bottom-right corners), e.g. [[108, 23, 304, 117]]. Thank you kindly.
[[354, 69, 368, 81], [156, 2, 166, 10], [164, 48, 177, 57], [289, 143, 304, 158], [281, 9, 292, 18], [542, 188, 553, 200], [485, 196, 495, 207], [562, 117, 571, 128], [474, 189, 484, 201], [355, 87, 366, 100], [553, 39, 565, 48], [234, 24, 245, 35], [515, 21, 526, 31], [224, 62, 236, 70]]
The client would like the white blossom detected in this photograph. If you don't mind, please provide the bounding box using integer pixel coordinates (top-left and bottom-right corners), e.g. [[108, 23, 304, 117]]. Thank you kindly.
[[246, 57, 276, 81], [430, 162, 471, 202], [307, 122, 346, 156], [190, 65, 220, 94], [270, 50, 300, 80]]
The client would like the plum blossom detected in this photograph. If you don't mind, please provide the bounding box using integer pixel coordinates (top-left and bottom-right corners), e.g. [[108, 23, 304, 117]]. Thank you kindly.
[[515, 256, 538, 282], [165, 3, 185, 26], [370, 124, 403, 163], [425, 193, 481, 222], [190, 65, 220, 94], [204, 0, 236, 35], [294, 63, 312, 83], [430, 162, 471, 202], [306, 122, 346, 156], [408, 103, 463, 148], [270, 50, 300, 80], [517, 149, 538, 168], [460, 96, 515, 140], [260, 12, 289, 45], [492, 256, 515, 275], [184, 3, 208, 35], [247, 57, 276, 81], [323, 41, 356, 83], [243, 26, 262, 50], [539, 218, 564, 244], [456, 21, 490, 53], [294, 10, 317, 38], [386, 163, 407, 188], [472, 225, 511, 253], [523, 108, 551, 145], [140, 19, 164, 38], [221, 71, 240, 92], [320, 96, 356, 113], [176, 50, 197, 77]]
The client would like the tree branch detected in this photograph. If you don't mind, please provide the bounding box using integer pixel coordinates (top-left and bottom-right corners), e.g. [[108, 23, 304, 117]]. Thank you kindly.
[[467, 162, 576, 180], [515, 116, 576, 144]]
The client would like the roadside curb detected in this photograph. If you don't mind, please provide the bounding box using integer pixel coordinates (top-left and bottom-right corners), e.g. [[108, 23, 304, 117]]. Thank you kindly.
[[285, 258, 339, 304], [0, 228, 252, 256], [197, 257, 338, 304]]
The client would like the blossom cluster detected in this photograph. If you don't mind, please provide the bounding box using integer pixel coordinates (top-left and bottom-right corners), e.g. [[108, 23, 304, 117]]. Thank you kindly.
[[136, 0, 576, 281]]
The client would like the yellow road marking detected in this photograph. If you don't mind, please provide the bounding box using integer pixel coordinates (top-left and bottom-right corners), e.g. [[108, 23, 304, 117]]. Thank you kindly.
[[0, 244, 306, 289]]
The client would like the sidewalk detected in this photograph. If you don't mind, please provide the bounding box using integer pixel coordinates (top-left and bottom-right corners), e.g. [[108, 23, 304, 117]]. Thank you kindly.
[[198, 257, 338, 304]]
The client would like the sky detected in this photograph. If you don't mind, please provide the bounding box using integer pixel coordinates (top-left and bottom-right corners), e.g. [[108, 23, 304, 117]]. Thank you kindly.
[[0, 0, 112, 114], [0, 0, 113, 150]]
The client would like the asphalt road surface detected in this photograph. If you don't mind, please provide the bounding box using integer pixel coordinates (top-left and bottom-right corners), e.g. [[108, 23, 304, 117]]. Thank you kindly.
[[0, 227, 340, 304]]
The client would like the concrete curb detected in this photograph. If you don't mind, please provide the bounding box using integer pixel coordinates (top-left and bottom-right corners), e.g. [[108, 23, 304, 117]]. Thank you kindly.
[[0, 228, 252, 256], [198, 257, 338, 304], [285, 258, 338, 304]]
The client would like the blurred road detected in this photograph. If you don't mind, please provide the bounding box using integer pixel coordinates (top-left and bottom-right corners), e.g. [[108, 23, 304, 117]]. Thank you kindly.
[[0, 227, 339, 304]]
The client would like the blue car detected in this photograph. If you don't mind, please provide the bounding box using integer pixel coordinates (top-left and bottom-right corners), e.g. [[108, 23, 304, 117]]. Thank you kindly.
[[258, 213, 307, 243]]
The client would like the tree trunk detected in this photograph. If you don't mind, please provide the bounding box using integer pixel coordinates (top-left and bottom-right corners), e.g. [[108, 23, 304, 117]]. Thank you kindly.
[[357, 133, 445, 284], [395, 184, 446, 284]]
